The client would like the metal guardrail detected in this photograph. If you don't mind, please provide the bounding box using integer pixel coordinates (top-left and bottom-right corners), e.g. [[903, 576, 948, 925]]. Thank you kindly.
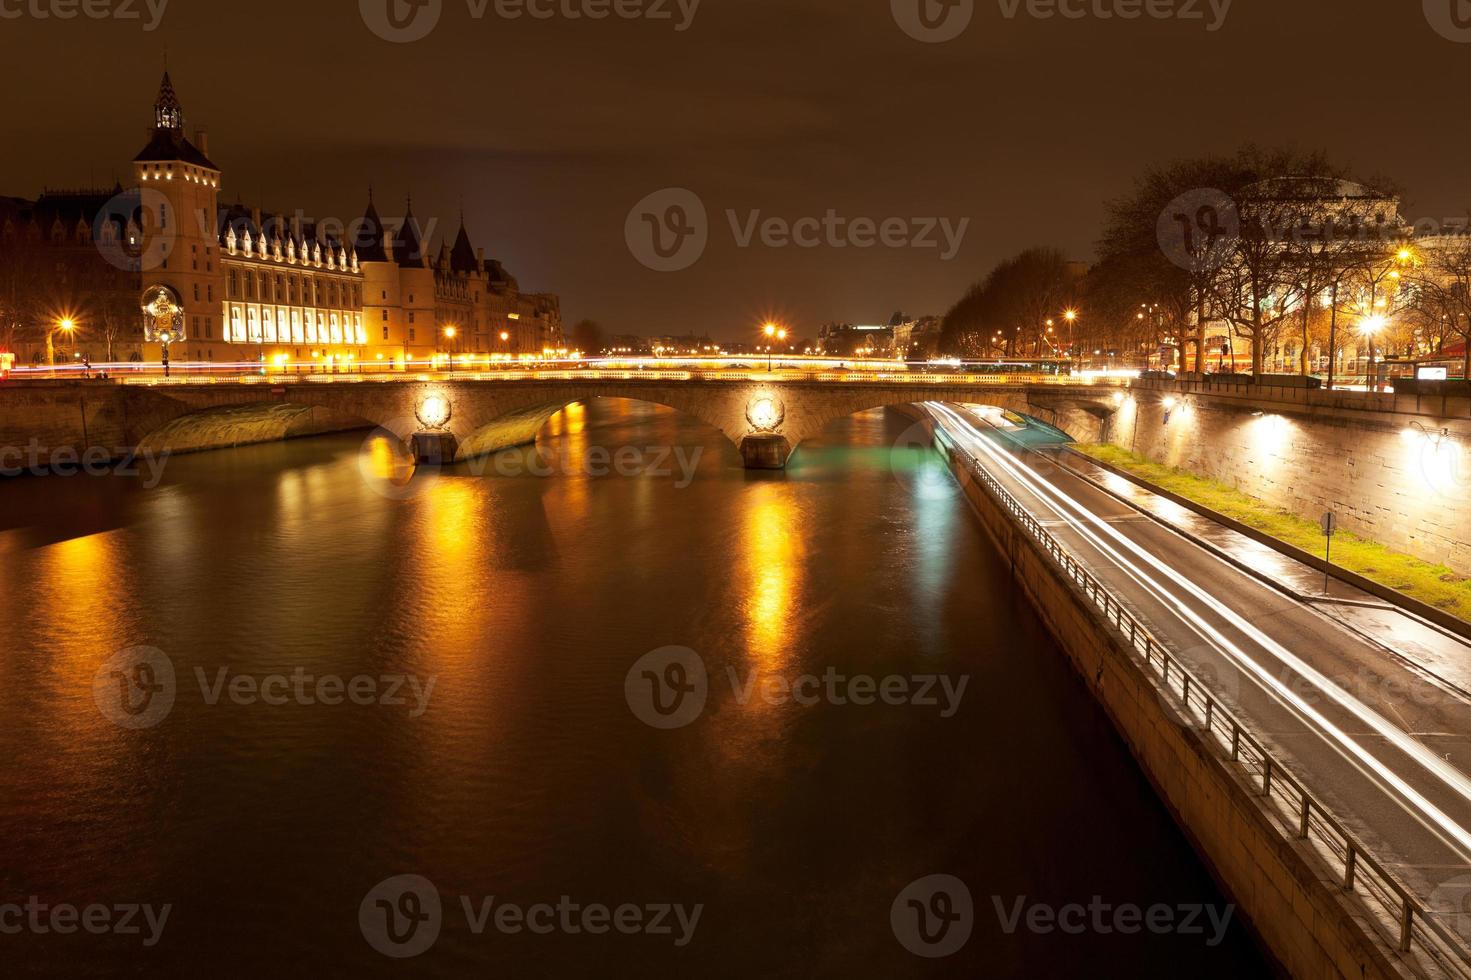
[[944, 430, 1471, 977]]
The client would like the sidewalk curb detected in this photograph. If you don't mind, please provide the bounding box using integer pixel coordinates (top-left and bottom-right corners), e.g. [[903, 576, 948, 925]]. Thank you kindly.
[[1062, 446, 1471, 646]]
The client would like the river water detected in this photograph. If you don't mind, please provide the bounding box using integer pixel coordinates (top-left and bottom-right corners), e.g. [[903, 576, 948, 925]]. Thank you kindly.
[[0, 399, 1269, 977]]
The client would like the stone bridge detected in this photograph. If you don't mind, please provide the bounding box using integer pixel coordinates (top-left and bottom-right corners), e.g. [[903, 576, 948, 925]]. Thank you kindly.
[[0, 377, 1122, 469]]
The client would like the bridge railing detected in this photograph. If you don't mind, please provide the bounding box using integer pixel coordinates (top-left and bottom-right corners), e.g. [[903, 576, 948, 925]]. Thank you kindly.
[[97, 368, 1114, 387], [939, 425, 1471, 978]]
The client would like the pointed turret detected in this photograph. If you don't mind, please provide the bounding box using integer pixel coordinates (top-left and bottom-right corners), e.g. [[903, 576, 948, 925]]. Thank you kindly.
[[154, 70, 183, 131], [394, 196, 425, 268], [134, 71, 217, 170], [353, 188, 389, 263], [449, 219, 479, 274]]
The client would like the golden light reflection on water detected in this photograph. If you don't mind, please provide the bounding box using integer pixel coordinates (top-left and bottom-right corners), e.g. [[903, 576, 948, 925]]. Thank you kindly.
[[738, 483, 804, 672], [362, 432, 416, 487], [548, 401, 591, 521], [31, 531, 134, 761]]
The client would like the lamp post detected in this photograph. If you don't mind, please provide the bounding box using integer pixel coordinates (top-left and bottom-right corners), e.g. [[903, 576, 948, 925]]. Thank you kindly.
[[1361, 314, 1386, 393], [444, 325, 457, 373], [47, 318, 76, 368], [762, 323, 787, 372]]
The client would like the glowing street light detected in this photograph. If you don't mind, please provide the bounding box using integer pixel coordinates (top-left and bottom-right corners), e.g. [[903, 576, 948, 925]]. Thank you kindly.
[[443, 325, 458, 372], [762, 322, 786, 371], [1360, 314, 1387, 392], [46, 317, 77, 367]]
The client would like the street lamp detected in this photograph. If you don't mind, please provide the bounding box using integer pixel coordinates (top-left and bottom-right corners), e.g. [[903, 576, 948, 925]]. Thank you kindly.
[[1361, 314, 1387, 392], [443, 325, 457, 372], [762, 323, 787, 371], [47, 317, 77, 368]]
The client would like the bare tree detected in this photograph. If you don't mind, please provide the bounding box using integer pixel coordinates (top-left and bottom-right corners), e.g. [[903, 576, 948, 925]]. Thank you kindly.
[[1408, 235, 1471, 379]]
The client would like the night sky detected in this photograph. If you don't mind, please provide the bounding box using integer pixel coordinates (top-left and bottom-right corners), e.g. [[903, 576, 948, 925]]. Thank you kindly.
[[4, 0, 1468, 340]]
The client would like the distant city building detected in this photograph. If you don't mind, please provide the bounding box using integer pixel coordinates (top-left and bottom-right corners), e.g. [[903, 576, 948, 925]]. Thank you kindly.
[[648, 334, 723, 356], [893, 316, 943, 359], [817, 322, 893, 356], [0, 72, 562, 367]]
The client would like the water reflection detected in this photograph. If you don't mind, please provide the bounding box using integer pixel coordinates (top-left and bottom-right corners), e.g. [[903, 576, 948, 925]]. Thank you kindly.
[[738, 485, 803, 671], [0, 400, 1265, 978]]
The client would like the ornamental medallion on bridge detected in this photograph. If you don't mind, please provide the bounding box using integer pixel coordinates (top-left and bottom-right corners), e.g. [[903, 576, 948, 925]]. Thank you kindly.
[[745, 391, 786, 433], [415, 394, 453, 431]]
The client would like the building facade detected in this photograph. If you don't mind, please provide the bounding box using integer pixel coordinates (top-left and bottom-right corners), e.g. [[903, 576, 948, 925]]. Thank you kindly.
[[0, 72, 562, 368]]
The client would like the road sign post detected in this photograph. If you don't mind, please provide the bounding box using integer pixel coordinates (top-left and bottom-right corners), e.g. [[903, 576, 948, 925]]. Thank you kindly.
[[1321, 511, 1337, 595]]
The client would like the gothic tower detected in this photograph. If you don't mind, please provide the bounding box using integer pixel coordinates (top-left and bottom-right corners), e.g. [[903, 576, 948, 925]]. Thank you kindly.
[[132, 71, 222, 361]]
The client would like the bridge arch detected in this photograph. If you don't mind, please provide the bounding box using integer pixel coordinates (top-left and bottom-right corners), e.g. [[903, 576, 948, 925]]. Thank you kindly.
[[115, 379, 1121, 470], [775, 388, 1112, 461]]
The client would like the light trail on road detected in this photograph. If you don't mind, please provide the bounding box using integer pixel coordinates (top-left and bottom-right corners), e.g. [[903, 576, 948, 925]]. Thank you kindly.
[[928, 401, 1471, 866]]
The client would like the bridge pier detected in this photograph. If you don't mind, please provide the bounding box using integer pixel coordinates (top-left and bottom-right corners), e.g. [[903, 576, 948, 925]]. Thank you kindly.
[[410, 431, 458, 465], [739, 434, 791, 469]]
